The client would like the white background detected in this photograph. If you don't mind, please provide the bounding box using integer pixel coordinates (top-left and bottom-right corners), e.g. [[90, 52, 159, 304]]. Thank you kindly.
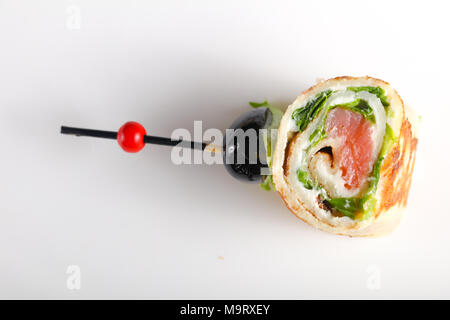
[[0, 0, 449, 299]]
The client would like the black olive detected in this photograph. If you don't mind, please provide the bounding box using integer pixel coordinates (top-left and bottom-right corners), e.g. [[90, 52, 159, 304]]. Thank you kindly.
[[223, 107, 272, 183]]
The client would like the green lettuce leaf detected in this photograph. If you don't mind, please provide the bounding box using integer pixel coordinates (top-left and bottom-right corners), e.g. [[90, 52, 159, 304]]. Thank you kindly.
[[260, 175, 273, 191], [291, 90, 332, 132], [326, 197, 361, 219], [347, 86, 390, 107], [296, 169, 315, 190], [250, 100, 284, 191], [332, 99, 376, 123]]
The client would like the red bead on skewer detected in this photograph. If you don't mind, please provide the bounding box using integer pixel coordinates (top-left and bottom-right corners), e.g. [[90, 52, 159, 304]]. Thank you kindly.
[[117, 121, 147, 153]]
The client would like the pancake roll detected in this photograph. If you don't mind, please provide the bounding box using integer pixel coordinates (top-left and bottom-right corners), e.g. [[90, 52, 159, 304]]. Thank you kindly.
[[272, 76, 418, 236]]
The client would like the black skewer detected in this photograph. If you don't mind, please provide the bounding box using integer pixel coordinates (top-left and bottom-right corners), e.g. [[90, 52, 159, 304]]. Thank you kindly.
[[60, 126, 207, 150], [60, 106, 271, 183]]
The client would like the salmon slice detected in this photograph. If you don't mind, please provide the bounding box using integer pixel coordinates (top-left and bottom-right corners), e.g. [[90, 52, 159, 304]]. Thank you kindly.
[[325, 108, 374, 190]]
